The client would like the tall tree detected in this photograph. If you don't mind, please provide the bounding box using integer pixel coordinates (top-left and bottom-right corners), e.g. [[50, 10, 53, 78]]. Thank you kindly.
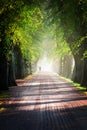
[[0, 0, 43, 90], [46, 0, 87, 86], [0, 0, 24, 89]]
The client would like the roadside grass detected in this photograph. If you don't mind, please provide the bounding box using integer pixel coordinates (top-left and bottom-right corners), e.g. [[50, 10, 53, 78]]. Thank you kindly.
[[73, 83, 87, 94], [16, 74, 33, 84], [0, 92, 9, 101], [24, 74, 33, 80], [60, 76, 87, 95], [0, 74, 33, 112], [0, 91, 9, 112]]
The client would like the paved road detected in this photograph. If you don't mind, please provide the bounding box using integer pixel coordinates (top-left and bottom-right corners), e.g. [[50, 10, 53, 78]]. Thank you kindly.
[[0, 72, 87, 130]]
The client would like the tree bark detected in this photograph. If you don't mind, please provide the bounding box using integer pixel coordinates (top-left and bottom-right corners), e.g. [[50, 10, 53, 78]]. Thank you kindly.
[[0, 57, 9, 90], [81, 59, 87, 87], [13, 45, 23, 79], [72, 52, 84, 84], [60, 55, 73, 78], [8, 56, 17, 87], [80, 42, 87, 87]]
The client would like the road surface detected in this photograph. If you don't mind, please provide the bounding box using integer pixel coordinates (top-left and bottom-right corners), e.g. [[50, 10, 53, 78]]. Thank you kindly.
[[0, 72, 87, 130]]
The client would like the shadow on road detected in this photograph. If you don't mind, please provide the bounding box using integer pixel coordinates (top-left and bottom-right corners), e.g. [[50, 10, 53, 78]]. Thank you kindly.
[[0, 72, 87, 130], [0, 104, 87, 130]]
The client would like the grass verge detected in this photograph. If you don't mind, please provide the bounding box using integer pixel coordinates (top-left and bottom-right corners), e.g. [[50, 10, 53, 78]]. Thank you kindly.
[[16, 74, 33, 84], [0, 91, 9, 112], [60, 76, 87, 95]]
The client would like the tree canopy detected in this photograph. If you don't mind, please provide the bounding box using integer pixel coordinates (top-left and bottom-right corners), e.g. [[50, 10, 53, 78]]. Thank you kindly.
[[0, 0, 87, 90]]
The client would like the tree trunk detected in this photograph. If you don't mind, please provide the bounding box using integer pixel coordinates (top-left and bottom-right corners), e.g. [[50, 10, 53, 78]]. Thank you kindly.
[[0, 58, 9, 90], [80, 41, 87, 87], [13, 45, 23, 79], [8, 55, 17, 87], [81, 59, 87, 87], [72, 39, 87, 86], [61, 55, 73, 78], [29, 61, 32, 74], [72, 53, 84, 84], [58, 57, 63, 75]]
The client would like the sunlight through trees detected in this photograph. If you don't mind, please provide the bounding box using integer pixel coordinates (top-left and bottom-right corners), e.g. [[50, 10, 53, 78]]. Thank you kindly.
[[0, 0, 87, 90]]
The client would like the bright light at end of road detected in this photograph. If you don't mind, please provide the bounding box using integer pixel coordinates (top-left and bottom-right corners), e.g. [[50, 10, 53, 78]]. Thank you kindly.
[[37, 56, 53, 72], [41, 63, 52, 71]]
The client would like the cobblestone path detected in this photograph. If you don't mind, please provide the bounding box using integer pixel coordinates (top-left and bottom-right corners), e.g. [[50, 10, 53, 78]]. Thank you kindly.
[[0, 72, 87, 130]]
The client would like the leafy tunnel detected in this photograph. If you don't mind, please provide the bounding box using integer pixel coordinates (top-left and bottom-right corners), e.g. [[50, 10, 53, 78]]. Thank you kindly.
[[0, 0, 87, 90]]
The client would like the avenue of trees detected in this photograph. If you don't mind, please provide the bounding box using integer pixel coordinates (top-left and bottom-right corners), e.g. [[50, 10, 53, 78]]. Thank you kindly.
[[0, 0, 43, 90], [46, 0, 87, 87], [0, 0, 87, 90]]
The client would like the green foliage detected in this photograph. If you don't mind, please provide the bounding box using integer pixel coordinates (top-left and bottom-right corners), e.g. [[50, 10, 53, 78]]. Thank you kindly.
[[61, 76, 87, 94], [41, 21, 72, 61], [0, 0, 24, 58], [0, 92, 9, 101], [0, 0, 43, 64], [46, 0, 87, 60], [12, 5, 43, 63], [1, 0, 87, 69], [83, 50, 87, 59]]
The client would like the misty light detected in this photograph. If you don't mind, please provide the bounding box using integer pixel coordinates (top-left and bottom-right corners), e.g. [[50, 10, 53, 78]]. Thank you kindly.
[[37, 55, 53, 72]]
